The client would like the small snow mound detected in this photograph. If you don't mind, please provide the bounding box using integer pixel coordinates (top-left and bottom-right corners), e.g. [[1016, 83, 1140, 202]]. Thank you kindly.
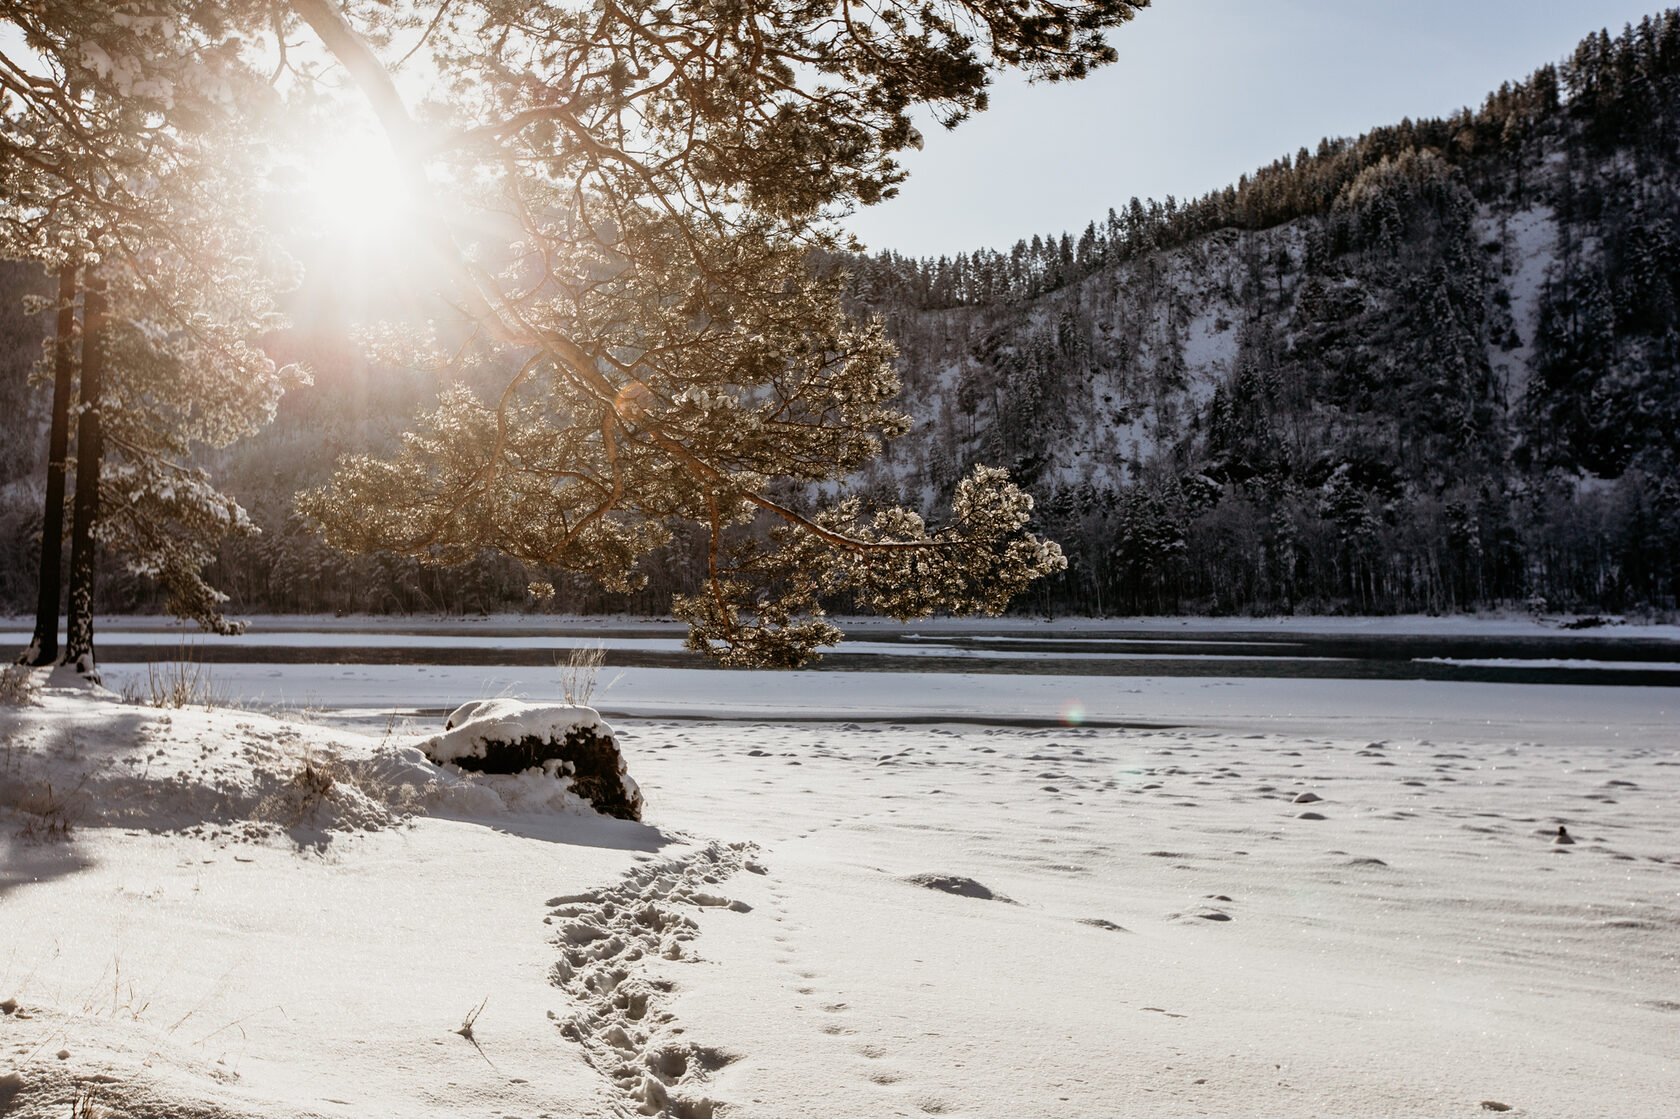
[[41, 664, 117, 698], [432, 699, 605, 761], [422, 699, 641, 820], [902, 873, 1014, 903]]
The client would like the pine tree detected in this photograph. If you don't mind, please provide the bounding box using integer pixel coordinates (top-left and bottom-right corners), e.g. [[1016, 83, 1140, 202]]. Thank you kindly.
[[284, 0, 1145, 666], [1, 1, 299, 677], [16, 266, 76, 667]]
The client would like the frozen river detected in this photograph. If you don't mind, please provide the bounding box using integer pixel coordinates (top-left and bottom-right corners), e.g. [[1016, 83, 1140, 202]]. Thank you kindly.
[[5, 613, 1672, 745], [13, 614, 1680, 687]]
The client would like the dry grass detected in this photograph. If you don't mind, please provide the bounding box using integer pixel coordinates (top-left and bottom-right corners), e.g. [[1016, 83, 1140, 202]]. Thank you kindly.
[[456, 995, 488, 1040], [456, 996, 496, 1067], [70, 1089, 110, 1119], [118, 641, 221, 710], [79, 953, 151, 1022], [558, 643, 620, 707], [252, 747, 351, 827], [1, 727, 85, 843], [144, 648, 219, 709], [272, 696, 328, 724], [11, 779, 78, 843], [252, 745, 425, 831], [0, 664, 39, 706]]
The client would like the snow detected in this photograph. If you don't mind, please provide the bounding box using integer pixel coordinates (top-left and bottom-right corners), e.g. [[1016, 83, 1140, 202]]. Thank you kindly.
[[1481, 203, 1560, 404], [74, 662, 1676, 753], [430, 698, 606, 761], [4, 639, 1679, 1118], [1418, 657, 1680, 671], [0, 680, 657, 1119], [1180, 306, 1239, 384]]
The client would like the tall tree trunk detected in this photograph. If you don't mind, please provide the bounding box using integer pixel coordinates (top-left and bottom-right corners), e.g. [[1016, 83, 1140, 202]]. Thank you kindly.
[[64, 278, 106, 680], [18, 266, 79, 667]]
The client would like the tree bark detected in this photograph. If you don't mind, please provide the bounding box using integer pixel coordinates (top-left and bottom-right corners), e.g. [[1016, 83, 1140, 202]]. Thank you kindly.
[[63, 278, 106, 680], [18, 266, 78, 667]]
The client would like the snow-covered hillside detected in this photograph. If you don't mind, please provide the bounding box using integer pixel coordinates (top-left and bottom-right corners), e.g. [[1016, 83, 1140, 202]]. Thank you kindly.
[[872, 194, 1571, 504], [860, 119, 1680, 617]]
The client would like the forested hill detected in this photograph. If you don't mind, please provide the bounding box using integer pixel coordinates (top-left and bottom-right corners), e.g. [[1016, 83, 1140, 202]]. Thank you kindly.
[[2, 14, 1678, 620], [845, 12, 1680, 617]]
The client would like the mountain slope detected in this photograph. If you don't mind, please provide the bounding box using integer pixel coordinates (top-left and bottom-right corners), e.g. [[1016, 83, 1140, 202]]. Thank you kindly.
[[859, 13, 1680, 617]]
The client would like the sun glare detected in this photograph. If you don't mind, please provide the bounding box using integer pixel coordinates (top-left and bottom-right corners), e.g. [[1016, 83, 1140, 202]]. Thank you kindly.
[[286, 127, 441, 323], [302, 132, 414, 239]]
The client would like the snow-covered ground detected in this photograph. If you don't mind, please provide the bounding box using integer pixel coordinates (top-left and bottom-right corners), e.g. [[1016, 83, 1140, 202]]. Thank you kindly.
[[3, 650, 1678, 1118]]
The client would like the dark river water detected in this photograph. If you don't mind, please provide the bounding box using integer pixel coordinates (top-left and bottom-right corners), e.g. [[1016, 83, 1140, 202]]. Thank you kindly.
[[48, 620, 1680, 687]]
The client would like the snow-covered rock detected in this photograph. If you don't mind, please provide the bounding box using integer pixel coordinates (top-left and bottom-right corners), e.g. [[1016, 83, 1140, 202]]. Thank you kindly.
[[424, 699, 643, 820]]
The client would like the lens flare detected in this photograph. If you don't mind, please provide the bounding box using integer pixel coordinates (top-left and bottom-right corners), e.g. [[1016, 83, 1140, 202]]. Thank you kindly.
[[1060, 701, 1086, 727]]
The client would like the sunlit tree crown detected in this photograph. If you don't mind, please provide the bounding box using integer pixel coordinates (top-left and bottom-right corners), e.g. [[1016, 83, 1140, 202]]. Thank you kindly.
[[285, 0, 1148, 664]]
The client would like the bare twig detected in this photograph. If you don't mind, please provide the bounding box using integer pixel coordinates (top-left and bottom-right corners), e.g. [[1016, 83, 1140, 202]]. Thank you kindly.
[[455, 996, 496, 1067]]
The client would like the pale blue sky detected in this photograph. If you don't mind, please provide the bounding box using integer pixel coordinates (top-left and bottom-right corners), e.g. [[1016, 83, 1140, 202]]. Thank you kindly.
[[846, 0, 1665, 257]]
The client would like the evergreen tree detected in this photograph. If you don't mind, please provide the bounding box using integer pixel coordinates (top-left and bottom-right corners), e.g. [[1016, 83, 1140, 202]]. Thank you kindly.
[[15, 266, 75, 667], [1, 0, 298, 676], [286, 0, 1145, 666]]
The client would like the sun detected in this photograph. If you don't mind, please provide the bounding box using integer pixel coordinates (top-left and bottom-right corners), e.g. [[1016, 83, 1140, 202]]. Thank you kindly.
[[299, 130, 415, 240], [282, 125, 446, 329]]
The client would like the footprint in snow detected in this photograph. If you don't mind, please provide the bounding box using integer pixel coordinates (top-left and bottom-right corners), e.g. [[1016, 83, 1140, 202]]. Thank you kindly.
[[545, 839, 753, 1119], [1077, 917, 1130, 932], [901, 873, 1015, 903], [1168, 907, 1233, 923]]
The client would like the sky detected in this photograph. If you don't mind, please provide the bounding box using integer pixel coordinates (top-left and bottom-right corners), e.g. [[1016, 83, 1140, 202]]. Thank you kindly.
[[845, 0, 1666, 259]]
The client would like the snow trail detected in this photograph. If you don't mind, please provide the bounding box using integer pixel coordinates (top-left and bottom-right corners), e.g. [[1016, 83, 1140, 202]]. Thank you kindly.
[[547, 838, 756, 1118]]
